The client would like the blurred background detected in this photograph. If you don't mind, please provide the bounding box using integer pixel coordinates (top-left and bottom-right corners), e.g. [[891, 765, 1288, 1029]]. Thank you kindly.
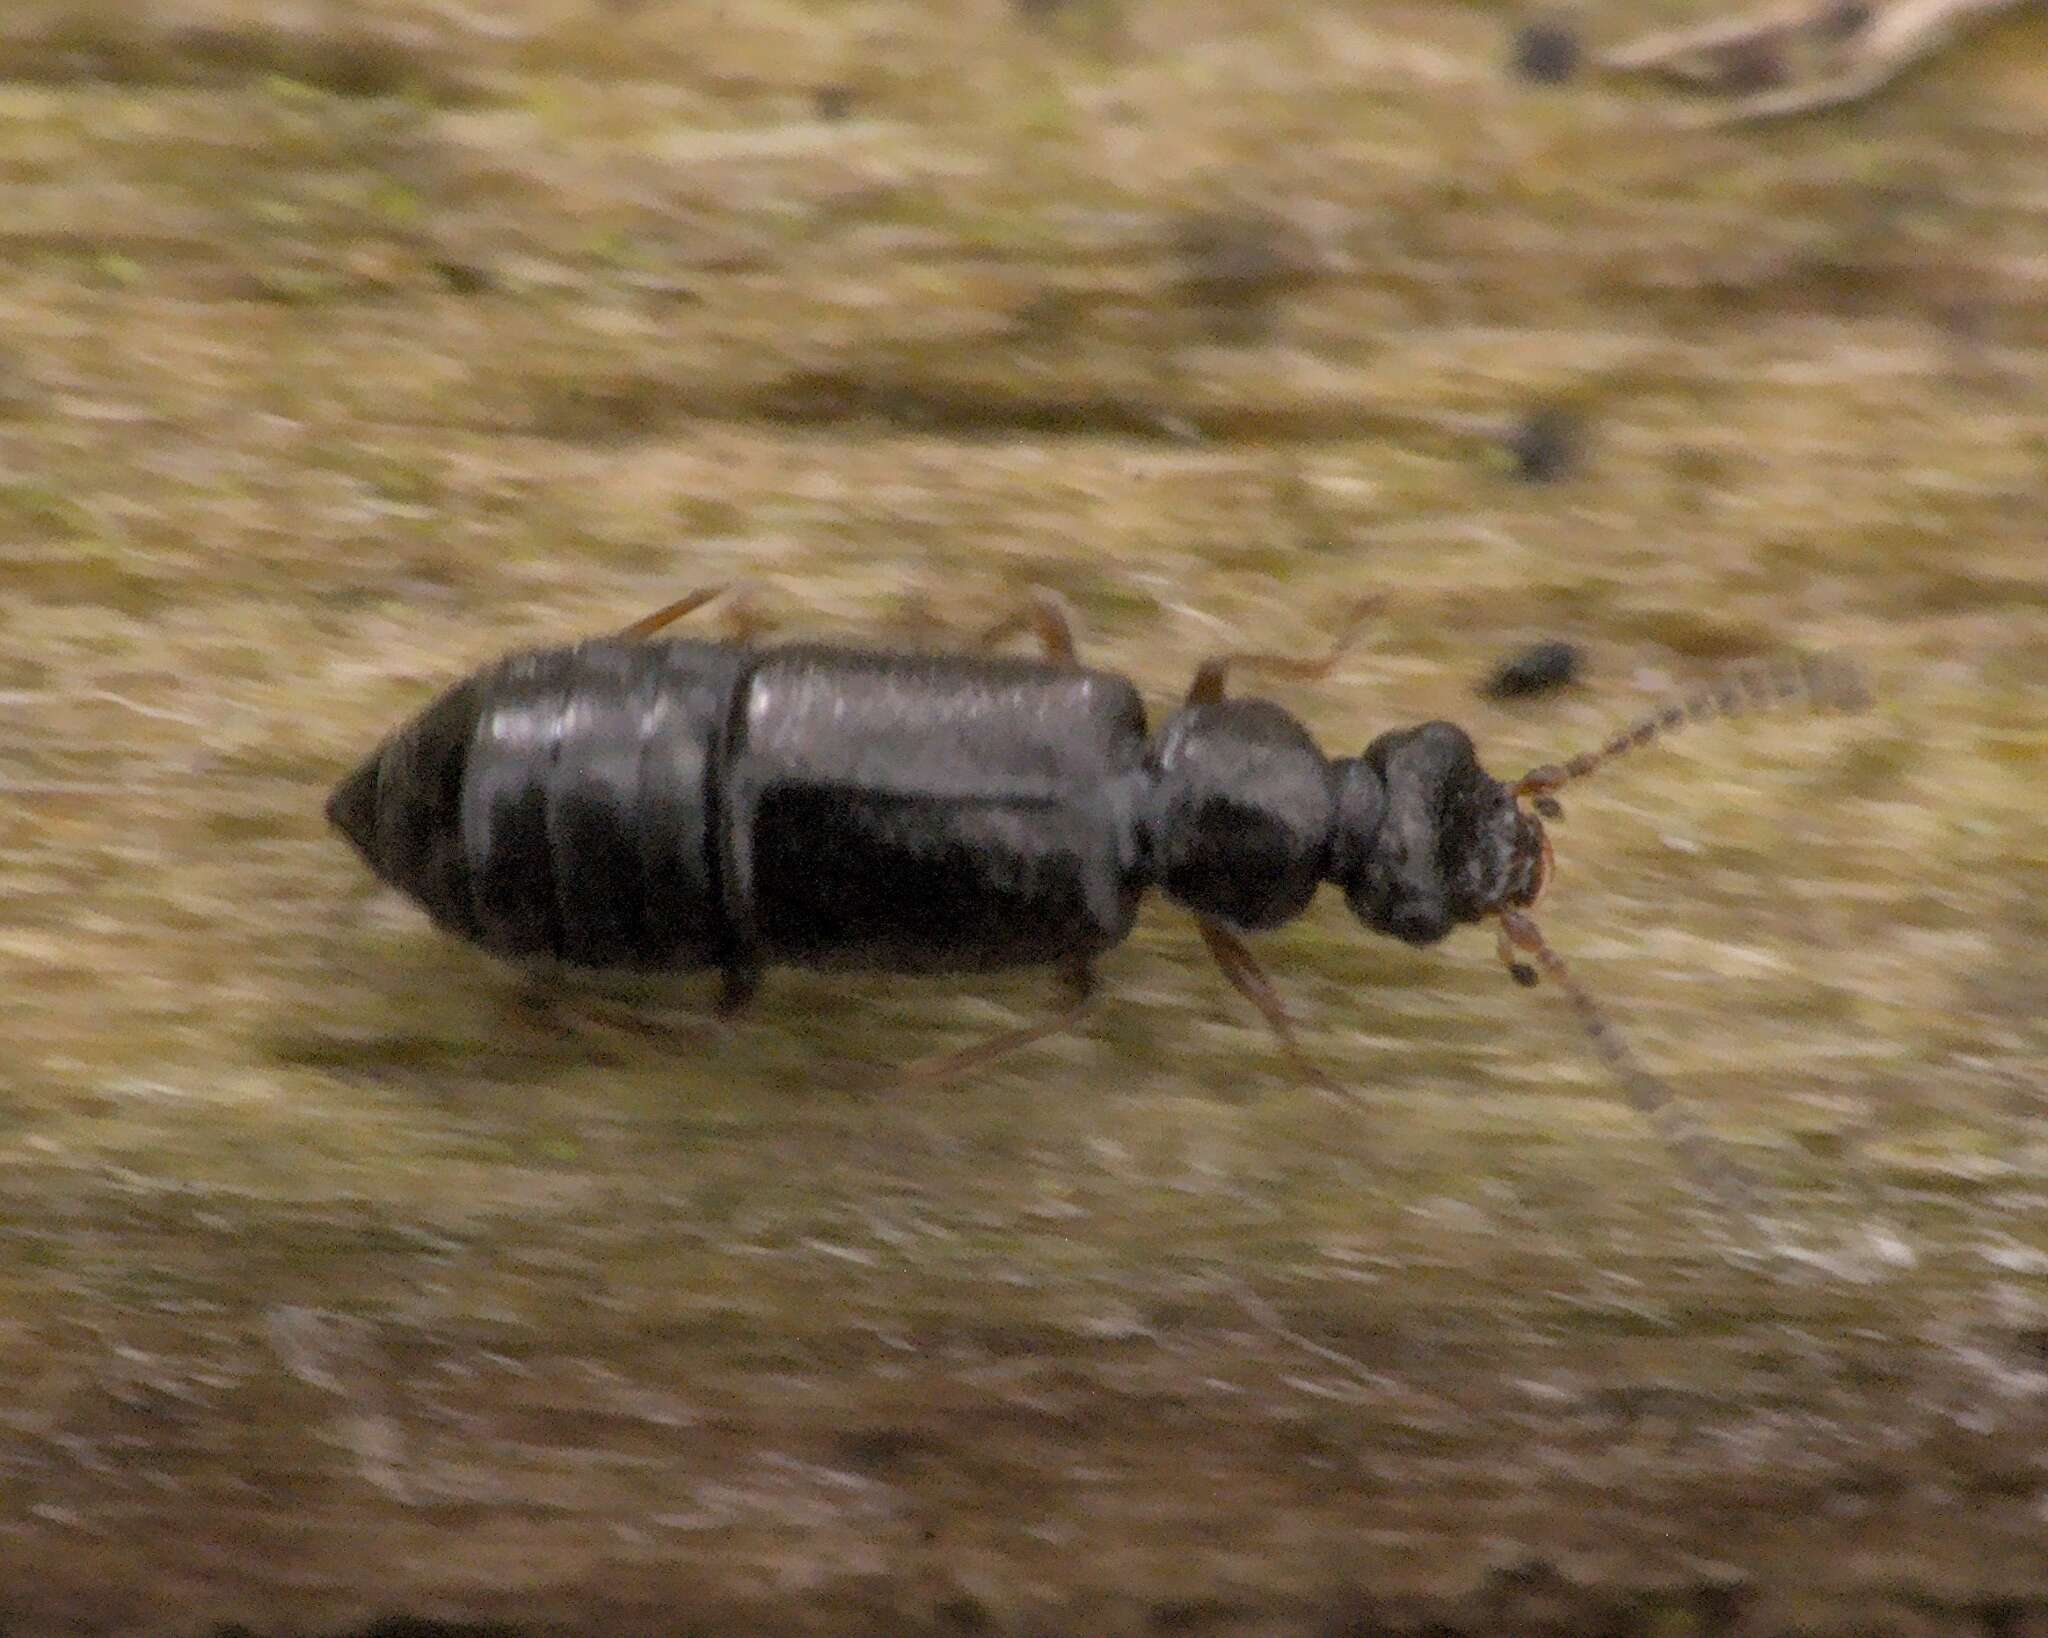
[[1, 1, 2044, 1632]]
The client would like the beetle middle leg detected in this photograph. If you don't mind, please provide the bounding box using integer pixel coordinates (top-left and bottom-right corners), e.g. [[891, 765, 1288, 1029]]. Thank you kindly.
[[900, 956, 1097, 1087], [1182, 594, 1382, 705], [1194, 919, 1349, 1102], [514, 979, 723, 1058]]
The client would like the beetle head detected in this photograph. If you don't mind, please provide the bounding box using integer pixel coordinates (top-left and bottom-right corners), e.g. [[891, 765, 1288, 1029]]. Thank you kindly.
[[1329, 721, 1549, 947]]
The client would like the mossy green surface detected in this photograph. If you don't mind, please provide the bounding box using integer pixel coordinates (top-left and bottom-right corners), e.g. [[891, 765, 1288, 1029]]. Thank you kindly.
[[1, 1, 2045, 1632]]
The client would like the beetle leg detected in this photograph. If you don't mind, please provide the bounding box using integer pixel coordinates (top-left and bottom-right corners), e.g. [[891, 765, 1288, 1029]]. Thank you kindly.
[[552, 994, 719, 1053], [900, 957, 1097, 1086], [508, 976, 709, 1057], [620, 584, 728, 639], [620, 582, 767, 643], [973, 587, 1081, 664], [1195, 919, 1351, 1102], [1181, 594, 1382, 705]]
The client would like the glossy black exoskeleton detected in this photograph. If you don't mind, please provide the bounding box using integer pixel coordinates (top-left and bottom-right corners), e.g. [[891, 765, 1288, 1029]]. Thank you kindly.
[[329, 588, 1866, 1203]]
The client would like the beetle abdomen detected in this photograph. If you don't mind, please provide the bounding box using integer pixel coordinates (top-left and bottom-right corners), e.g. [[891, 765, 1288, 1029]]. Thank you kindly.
[[328, 638, 751, 971]]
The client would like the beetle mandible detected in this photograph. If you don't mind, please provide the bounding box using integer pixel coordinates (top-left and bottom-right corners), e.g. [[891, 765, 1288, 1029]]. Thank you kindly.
[[328, 587, 1867, 1204]]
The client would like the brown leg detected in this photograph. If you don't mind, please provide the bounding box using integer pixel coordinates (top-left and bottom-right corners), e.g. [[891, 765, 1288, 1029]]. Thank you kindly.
[[973, 587, 1081, 664], [901, 958, 1097, 1086], [548, 967, 754, 1050], [620, 582, 767, 643], [514, 983, 718, 1058], [1195, 918, 1350, 1102], [1183, 594, 1382, 706]]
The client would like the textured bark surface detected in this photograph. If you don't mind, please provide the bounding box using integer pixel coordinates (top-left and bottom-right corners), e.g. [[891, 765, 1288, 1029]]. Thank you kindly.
[[1, 1, 2044, 1632]]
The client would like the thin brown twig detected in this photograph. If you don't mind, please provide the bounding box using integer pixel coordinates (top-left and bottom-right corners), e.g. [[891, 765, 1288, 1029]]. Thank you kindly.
[[1603, 0, 2040, 125]]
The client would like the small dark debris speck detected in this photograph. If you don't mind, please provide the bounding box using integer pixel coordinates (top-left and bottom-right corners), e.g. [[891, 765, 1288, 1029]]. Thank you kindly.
[[1484, 640, 1581, 700], [432, 259, 492, 295], [1504, 404, 1583, 483], [1821, 0, 1874, 39], [1711, 41, 1787, 93], [1172, 208, 1319, 344], [834, 1424, 943, 1472], [1510, 20, 1581, 84], [814, 83, 855, 121]]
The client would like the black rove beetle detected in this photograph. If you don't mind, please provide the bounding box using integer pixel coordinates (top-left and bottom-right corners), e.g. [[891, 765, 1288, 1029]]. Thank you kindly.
[[328, 588, 1868, 1206]]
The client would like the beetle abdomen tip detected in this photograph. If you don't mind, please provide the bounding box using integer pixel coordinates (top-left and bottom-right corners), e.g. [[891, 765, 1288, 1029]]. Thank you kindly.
[[326, 756, 381, 864]]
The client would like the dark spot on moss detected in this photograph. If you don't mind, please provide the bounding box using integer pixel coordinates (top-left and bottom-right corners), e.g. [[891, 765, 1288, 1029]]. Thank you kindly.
[[1709, 41, 1787, 93], [432, 259, 493, 295], [834, 1424, 946, 1472], [1504, 404, 1583, 483], [1510, 20, 1581, 85], [935, 1594, 994, 1633], [1484, 640, 1581, 700], [1171, 209, 1321, 345]]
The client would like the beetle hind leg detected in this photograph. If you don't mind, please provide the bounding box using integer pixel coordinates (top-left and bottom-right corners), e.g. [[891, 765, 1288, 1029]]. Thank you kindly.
[[973, 587, 1082, 664], [620, 582, 768, 643], [900, 958, 1097, 1087]]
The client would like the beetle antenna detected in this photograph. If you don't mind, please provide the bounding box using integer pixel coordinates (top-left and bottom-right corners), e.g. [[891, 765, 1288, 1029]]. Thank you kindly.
[[1497, 908, 1760, 1221], [1514, 652, 1869, 802]]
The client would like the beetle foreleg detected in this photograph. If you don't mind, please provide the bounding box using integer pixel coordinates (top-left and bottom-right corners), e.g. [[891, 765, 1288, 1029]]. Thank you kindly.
[[1195, 918, 1350, 1103]]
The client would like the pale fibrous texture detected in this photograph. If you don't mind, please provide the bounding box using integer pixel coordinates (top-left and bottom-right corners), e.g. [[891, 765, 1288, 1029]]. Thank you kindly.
[[1, 1, 2044, 1633]]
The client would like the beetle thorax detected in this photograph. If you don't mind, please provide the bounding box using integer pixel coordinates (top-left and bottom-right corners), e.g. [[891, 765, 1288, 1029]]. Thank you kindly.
[[1140, 698, 1338, 932]]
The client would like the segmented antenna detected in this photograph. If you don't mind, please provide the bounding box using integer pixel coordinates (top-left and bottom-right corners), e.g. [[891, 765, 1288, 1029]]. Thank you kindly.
[[1497, 909, 1760, 1221], [1514, 652, 1870, 800]]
